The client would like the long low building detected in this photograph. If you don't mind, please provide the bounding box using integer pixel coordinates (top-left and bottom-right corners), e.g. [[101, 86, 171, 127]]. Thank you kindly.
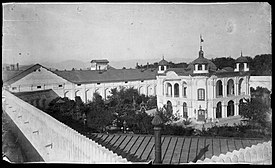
[[3, 63, 158, 104]]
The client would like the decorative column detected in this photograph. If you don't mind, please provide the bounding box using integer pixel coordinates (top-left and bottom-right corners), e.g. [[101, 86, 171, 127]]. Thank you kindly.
[[234, 102, 239, 116], [222, 103, 227, 118], [223, 83, 227, 97], [234, 80, 238, 96], [179, 83, 183, 98], [213, 83, 216, 98], [151, 113, 164, 164], [171, 84, 174, 98]]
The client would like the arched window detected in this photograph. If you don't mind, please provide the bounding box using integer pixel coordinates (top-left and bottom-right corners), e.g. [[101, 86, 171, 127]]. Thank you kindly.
[[198, 88, 205, 101], [174, 83, 179, 97], [216, 102, 222, 118], [216, 80, 223, 97], [227, 100, 234, 117], [166, 83, 172, 97], [227, 79, 234, 96], [238, 78, 245, 95], [182, 82, 187, 98], [166, 101, 173, 116], [183, 102, 188, 119], [161, 65, 164, 71]]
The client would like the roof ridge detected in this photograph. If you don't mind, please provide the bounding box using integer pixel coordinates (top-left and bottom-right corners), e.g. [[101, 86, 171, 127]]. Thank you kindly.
[[4, 64, 42, 84]]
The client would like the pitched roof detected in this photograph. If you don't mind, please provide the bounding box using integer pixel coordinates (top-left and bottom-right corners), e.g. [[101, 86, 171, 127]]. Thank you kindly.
[[159, 59, 169, 66], [87, 133, 267, 164], [53, 68, 157, 84], [90, 59, 109, 63], [4, 64, 43, 85]]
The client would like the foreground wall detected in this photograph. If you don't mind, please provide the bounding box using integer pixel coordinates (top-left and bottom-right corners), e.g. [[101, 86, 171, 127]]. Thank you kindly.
[[189, 141, 272, 164], [2, 90, 131, 163]]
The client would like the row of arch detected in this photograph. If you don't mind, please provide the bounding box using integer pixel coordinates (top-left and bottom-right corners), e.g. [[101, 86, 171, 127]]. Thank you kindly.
[[164, 78, 247, 99], [165, 82, 187, 97], [216, 99, 244, 118], [64, 84, 157, 102], [216, 78, 246, 97], [165, 98, 245, 119]]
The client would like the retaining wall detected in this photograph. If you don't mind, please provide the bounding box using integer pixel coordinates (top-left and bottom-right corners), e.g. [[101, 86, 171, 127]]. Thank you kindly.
[[2, 90, 131, 163]]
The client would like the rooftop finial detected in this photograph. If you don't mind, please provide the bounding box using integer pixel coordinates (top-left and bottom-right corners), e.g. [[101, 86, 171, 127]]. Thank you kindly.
[[162, 55, 164, 60], [199, 34, 204, 58], [241, 50, 243, 57], [200, 34, 204, 50]]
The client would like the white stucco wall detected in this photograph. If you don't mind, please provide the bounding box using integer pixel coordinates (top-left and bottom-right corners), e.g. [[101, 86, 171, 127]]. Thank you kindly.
[[249, 76, 272, 91]]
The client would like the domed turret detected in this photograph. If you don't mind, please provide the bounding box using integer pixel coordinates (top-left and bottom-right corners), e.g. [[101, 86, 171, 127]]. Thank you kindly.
[[158, 56, 169, 74], [190, 35, 216, 74], [234, 51, 249, 72]]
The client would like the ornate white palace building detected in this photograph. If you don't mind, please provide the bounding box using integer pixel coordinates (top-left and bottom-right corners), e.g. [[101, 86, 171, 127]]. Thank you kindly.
[[3, 38, 251, 121], [156, 45, 250, 121]]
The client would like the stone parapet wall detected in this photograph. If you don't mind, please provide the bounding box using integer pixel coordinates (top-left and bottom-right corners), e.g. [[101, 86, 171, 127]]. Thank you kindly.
[[2, 90, 131, 163], [189, 141, 272, 164]]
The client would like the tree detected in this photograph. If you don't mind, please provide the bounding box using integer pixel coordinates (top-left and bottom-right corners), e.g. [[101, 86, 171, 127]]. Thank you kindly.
[[250, 54, 272, 76], [239, 97, 269, 128], [211, 57, 236, 69], [86, 93, 114, 132]]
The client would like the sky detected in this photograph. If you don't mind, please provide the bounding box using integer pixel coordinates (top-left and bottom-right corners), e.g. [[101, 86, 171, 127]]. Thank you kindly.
[[2, 2, 271, 66]]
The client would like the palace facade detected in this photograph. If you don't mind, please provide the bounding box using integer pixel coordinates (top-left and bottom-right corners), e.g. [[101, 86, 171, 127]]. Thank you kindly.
[[156, 46, 250, 121]]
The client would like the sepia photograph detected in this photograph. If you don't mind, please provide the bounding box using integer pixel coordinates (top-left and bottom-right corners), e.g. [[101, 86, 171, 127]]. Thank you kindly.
[[2, 2, 272, 164]]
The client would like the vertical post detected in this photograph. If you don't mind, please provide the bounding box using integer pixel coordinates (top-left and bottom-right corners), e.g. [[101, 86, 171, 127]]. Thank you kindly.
[[154, 127, 162, 164], [151, 112, 163, 164]]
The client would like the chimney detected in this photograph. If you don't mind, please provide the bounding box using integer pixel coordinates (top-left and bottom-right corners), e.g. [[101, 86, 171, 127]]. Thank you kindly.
[[136, 62, 139, 69], [16, 63, 19, 71], [151, 112, 164, 164], [147, 62, 149, 69]]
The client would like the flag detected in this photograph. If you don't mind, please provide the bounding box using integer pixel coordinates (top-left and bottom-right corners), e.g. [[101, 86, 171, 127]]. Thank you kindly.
[[200, 35, 204, 42]]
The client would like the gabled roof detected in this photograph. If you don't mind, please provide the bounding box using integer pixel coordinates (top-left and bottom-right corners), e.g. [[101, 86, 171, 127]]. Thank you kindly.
[[4, 64, 43, 85], [53, 68, 157, 84], [90, 59, 109, 63], [87, 133, 267, 164]]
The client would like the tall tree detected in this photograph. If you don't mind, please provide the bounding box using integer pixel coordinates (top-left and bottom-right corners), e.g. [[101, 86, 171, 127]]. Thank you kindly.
[[239, 97, 270, 127], [86, 93, 113, 132]]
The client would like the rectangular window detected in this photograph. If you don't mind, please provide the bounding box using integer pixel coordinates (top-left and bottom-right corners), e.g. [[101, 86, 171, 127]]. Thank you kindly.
[[12, 87, 17, 90], [198, 64, 202, 70], [77, 84, 81, 86], [125, 81, 128, 83], [97, 83, 100, 85], [37, 86, 41, 89], [198, 89, 205, 100], [58, 84, 63, 87]]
